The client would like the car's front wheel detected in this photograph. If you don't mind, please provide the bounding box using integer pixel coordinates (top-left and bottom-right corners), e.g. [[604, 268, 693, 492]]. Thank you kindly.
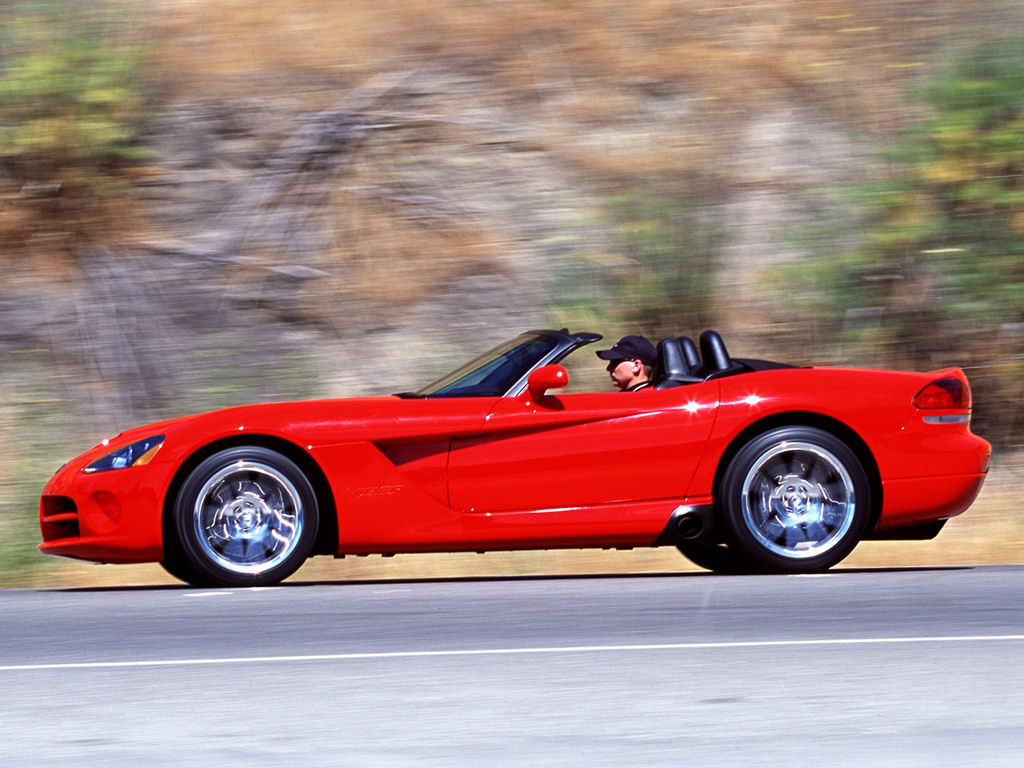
[[720, 427, 870, 573], [171, 446, 319, 587]]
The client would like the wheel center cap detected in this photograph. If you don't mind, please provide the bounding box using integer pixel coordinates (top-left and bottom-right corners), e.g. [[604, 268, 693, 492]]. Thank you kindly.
[[227, 492, 269, 536], [773, 475, 817, 520]]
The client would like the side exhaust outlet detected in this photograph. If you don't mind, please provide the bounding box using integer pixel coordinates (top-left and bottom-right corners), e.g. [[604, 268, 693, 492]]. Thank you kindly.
[[675, 512, 704, 540], [653, 504, 714, 547]]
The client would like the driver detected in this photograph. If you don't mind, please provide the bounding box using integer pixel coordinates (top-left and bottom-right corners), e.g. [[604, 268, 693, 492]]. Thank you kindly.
[[596, 335, 657, 391]]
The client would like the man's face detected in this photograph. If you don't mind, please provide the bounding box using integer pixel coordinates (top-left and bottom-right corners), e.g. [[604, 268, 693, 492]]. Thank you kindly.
[[607, 358, 644, 390]]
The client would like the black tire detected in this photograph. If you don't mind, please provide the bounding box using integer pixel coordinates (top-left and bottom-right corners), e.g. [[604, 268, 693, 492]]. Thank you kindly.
[[172, 446, 319, 587], [159, 555, 212, 587], [678, 544, 751, 574], [719, 426, 870, 573]]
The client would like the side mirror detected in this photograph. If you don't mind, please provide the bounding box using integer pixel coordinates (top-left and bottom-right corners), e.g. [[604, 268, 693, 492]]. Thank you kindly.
[[526, 364, 569, 402]]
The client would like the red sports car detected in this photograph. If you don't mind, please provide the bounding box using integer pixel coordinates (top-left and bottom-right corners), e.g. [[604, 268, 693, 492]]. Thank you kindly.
[[40, 329, 991, 586]]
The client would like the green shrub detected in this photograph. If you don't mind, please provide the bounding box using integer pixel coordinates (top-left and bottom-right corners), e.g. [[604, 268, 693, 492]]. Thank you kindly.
[[555, 186, 722, 342], [818, 41, 1024, 335], [788, 40, 1024, 444], [0, 1, 150, 186]]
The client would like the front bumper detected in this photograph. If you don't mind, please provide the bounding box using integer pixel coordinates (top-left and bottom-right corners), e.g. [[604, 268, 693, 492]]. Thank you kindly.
[[38, 458, 174, 564]]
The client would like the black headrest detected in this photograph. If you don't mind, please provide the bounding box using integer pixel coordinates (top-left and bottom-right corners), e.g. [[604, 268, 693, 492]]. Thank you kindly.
[[699, 330, 732, 374], [654, 338, 700, 389], [679, 337, 701, 371], [659, 339, 687, 375]]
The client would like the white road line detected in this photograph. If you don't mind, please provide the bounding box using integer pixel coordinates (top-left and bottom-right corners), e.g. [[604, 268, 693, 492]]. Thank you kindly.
[[3, 634, 1024, 672]]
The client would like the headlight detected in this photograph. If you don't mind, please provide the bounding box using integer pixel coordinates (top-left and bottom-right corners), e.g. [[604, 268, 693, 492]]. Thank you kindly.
[[84, 435, 165, 473]]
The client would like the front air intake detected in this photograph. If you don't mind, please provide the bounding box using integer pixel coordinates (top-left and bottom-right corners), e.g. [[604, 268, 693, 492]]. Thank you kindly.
[[40, 496, 80, 541]]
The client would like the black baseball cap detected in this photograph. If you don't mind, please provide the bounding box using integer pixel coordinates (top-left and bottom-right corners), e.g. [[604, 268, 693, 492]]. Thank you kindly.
[[596, 335, 657, 366]]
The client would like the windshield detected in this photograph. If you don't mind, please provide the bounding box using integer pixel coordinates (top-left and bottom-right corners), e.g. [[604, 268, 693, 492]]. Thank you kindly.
[[414, 333, 564, 397]]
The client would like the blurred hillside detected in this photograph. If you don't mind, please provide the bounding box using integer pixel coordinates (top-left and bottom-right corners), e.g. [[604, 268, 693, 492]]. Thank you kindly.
[[3, 0, 1024, 583]]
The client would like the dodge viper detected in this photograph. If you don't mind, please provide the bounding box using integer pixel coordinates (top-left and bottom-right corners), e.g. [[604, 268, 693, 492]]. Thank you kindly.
[[40, 329, 991, 586]]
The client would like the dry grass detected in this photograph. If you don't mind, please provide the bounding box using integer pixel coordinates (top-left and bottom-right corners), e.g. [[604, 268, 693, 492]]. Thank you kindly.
[[148, 0, 968, 114], [127, 0, 987, 301]]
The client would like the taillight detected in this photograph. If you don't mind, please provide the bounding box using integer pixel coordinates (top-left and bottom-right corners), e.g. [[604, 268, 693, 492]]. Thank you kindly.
[[913, 378, 970, 410]]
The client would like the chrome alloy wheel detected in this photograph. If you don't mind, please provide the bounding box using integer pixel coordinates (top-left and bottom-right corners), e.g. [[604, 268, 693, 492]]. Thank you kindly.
[[740, 441, 857, 560], [192, 459, 305, 575]]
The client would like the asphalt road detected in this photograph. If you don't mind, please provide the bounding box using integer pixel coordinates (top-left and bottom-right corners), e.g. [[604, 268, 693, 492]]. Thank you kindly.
[[2, 566, 1023, 767]]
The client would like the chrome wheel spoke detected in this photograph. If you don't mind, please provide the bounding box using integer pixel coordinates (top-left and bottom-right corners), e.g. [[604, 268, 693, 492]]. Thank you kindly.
[[819, 496, 849, 531], [782, 522, 809, 549], [761, 515, 788, 543]]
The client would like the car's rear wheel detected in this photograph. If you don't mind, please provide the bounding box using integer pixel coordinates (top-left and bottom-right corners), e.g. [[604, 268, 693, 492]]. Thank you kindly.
[[720, 426, 870, 573], [172, 446, 319, 587], [677, 543, 750, 574]]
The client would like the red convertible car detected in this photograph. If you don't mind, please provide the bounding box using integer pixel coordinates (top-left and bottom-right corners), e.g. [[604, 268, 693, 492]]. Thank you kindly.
[[40, 329, 990, 586]]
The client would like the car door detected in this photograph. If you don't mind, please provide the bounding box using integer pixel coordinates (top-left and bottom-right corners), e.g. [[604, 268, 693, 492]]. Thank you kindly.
[[447, 382, 721, 515]]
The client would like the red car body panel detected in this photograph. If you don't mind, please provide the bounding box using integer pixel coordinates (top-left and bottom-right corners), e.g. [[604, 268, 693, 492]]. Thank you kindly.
[[40, 339, 991, 568]]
